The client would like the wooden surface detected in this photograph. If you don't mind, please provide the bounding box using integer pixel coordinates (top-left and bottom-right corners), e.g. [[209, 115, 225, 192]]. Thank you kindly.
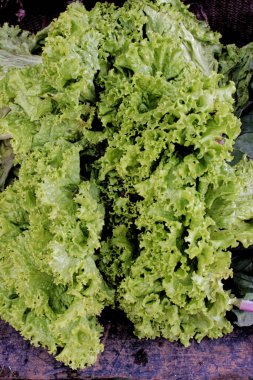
[[0, 310, 253, 380]]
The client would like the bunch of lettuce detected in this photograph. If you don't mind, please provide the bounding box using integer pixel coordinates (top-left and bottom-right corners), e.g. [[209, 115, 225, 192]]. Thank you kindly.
[[218, 33, 253, 325], [0, 10, 114, 369], [0, 0, 253, 369]]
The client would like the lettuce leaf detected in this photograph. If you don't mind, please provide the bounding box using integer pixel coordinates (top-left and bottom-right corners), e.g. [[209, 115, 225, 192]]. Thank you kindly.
[[218, 43, 253, 115], [0, 23, 42, 79], [0, 140, 113, 369], [0, 23, 37, 55]]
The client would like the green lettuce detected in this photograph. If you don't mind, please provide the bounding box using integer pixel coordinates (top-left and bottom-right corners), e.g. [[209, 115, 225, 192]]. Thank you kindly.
[[95, 0, 252, 346], [0, 140, 113, 368], [0, 3, 114, 369], [0, 0, 253, 369]]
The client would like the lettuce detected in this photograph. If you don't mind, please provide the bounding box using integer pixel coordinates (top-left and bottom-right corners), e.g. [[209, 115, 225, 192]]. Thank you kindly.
[[0, 140, 113, 368], [0, 3, 114, 369], [0, 0, 253, 369], [95, 0, 253, 347]]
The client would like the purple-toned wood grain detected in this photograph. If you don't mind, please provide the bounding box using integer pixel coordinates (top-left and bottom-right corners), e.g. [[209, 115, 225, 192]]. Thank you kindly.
[[0, 310, 253, 380]]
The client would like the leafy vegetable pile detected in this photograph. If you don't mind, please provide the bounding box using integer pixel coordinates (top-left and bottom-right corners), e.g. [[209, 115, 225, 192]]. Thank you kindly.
[[0, 0, 253, 370]]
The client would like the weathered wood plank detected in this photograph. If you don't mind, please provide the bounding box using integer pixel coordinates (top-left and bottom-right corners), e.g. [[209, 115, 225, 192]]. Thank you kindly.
[[0, 310, 253, 380]]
